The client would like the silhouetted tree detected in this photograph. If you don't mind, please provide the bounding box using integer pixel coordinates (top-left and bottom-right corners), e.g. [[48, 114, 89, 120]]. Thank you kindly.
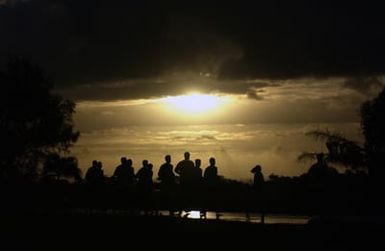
[[42, 153, 81, 182], [361, 87, 385, 184], [300, 87, 385, 180], [298, 129, 366, 172], [0, 57, 79, 181]]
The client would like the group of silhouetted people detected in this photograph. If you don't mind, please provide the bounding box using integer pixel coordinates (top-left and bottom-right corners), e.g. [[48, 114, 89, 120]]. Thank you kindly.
[[83, 152, 224, 213], [84, 152, 220, 193], [83, 152, 268, 214], [84, 152, 268, 195], [174, 152, 219, 190]]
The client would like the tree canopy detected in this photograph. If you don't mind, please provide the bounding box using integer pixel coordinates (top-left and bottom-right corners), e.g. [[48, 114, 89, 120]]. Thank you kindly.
[[361, 87, 385, 179], [299, 87, 385, 181], [298, 130, 366, 171], [0, 57, 79, 180]]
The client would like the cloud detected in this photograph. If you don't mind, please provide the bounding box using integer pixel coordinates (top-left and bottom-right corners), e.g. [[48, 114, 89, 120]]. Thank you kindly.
[[70, 80, 365, 132], [343, 76, 384, 93], [0, 0, 30, 5], [2, 0, 385, 100], [247, 88, 265, 100], [56, 74, 272, 101], [0, 0, 242, 85], [72, 122, 364, 178]]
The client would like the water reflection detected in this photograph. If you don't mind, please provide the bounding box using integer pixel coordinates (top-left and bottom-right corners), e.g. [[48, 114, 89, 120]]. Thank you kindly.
[[160, 210, 309, 224]]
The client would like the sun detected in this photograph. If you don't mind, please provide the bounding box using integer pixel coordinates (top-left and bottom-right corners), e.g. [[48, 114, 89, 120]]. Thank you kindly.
[[161, 93, 230, 115]]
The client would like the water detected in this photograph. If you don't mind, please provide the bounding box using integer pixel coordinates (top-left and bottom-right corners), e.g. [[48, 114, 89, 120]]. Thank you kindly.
[[62, 208, 310, 224], [158, 210, 310, 224]]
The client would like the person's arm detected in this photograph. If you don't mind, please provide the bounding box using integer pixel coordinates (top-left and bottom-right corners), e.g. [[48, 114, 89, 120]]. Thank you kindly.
[[136, 168, 141, 178], [112, 166, 119, 178], [175, 162, 181, 175], [85, 168, 91, 180], [170, 165, 175, 177], [158, 165, 163, 180]]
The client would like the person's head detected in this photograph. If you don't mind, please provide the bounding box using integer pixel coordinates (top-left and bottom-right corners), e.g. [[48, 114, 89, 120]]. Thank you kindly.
[[251, 165, 261, 173], [209, 157, 216, 166], [97, 161, 103, 169], [148, 163, 153, 169], [142, 159, 149, 167], [92, 160, 98, 167], [121, 157, 127, 164], [127, 159, 133, 166], [165, 155, 171, 163], [195, 159, 201, 168], [184, 152, 190, 160]]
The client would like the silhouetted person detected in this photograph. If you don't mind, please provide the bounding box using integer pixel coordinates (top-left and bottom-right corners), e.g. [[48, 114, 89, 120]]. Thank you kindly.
[[307, 153, 338, 183], [158, 155, 176, 190], [175, 152, 195, 187], [111, 157, 135, 209], [204, 157, 219, 185], [136, 160, 153, 193], [95, 161, 105, 186], [175, 152, 195, 213], [192, 159, 203, 184], [306, 153, 338, 213], [136, 160, 154, 214], [251, 165, 264, 191], [85, 160, 105, 186], [251, 164, 265, 223], [85, 160, 105, 210], [202, 158, 219, 217], [85, 160, 97, 181], [113, 157, 135, 187], [158, 155, 177, 213], [190, 158, 204, 213]]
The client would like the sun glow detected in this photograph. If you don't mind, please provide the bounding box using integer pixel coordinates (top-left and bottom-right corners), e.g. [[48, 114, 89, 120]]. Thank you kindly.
[[161, 93, 231, 115]]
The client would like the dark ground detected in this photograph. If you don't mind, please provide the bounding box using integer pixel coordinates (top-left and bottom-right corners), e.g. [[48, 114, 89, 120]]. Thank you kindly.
[[1, 212, 384, 250]]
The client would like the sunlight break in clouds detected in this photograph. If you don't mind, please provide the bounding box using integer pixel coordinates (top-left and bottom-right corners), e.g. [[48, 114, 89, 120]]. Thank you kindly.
[[160, 93, 233, 116]]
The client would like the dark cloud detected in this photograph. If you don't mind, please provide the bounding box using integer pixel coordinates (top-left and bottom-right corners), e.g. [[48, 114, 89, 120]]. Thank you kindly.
[[0, 0, 30, 5], [2, 0, 385, 99], [167, 134, 218, 143], [56, 76, 272, 101], [0, 0, 242, 85], [196, 135, 217, 141], [247, 89, 265, 100], [343, 77, 384, 93]]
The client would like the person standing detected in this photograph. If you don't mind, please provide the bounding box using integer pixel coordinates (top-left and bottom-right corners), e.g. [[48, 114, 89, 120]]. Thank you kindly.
[[204, 157, 218, 185], [175, 152, 195, 188], [251, 164, 265, 223], [175, 152, 195, 214], [158, 155, 176, 191], [203, 157, 219, 217]]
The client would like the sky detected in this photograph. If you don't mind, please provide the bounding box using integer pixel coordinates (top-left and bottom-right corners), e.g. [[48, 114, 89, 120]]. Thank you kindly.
[[1, 0, 385, 181]]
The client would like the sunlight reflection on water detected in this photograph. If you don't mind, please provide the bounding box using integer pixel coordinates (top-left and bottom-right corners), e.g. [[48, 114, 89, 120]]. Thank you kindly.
[[160, 210, 310, 224]]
